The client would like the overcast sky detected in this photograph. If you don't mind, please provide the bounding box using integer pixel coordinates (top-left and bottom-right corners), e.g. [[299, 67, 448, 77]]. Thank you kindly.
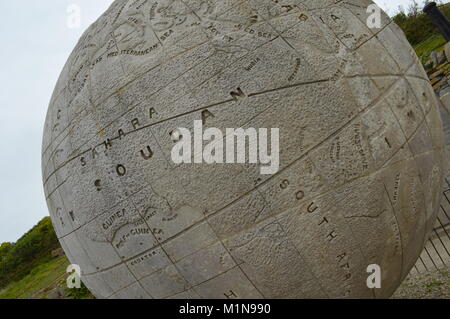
[[0, 0, 447, 243]]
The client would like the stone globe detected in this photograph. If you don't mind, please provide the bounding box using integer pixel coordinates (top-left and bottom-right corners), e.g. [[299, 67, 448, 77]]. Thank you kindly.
[[42, 0, 445, 299]]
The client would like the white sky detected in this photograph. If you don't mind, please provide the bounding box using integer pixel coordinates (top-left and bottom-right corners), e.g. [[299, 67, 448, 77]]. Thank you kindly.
[[0, 0, 447, 243]]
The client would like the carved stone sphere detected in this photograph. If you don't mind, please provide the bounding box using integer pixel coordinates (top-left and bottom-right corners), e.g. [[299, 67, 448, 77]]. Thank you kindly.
[[42, 0, 445, 299]]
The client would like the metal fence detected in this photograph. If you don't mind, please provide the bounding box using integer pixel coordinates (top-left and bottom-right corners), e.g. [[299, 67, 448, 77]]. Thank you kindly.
[[410, 104, 450, 275]]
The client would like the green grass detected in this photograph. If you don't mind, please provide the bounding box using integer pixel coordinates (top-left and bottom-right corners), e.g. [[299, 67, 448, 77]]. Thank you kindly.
[[414, 34, 447, 69], [0, 256, 70, 299], [425, 280, 444, 292]]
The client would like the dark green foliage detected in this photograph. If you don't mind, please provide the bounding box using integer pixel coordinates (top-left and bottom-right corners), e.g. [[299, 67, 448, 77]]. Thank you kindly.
[[0, 242, 13, 262], [393, 2, 450, 46], [0, 217, 60, 289], [66, 281, 95, 299]]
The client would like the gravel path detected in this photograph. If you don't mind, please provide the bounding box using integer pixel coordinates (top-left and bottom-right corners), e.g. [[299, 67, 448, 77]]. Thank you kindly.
[[392, 266, 450, 299]]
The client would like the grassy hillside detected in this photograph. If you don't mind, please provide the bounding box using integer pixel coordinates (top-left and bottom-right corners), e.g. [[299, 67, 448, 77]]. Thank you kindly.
[[414, 34, 447, 59], [0, 256, 69, 299], [0, 217, 94, 299], [393, 2, 450, 46], [0, 217, 60, 289], [393, 2, 450, 69], [0, 255, 94, 299]]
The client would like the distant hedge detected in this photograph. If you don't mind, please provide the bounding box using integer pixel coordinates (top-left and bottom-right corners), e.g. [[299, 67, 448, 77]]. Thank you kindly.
[[0, 217, 60, 289], [393, 3, 450, 46]]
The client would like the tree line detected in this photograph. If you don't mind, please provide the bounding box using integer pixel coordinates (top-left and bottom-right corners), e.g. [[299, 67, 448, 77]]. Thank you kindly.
[[392, 1, 450, 46]]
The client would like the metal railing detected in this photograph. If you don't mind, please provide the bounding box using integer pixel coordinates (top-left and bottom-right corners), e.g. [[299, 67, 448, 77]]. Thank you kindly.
[[410, 104, 450, 275]]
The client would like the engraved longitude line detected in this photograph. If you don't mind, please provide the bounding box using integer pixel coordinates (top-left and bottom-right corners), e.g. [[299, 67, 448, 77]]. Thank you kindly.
[[156, 68, 440, 278], [44, 148, 91, 187], [53, 59, 438, 247], [73, 100, 442, 280], [179, 0, 203, 23], [253, 4, 302, 53], [125, 231, 231, 285], [353, 21, 393, 52], [382, 113, 437, 279], [43, 17, 284, 182], [423, 103, 448, 249], [137, 8, 333, 296], [44, 0, 326, 157], [42, 32, 213, 159], [202, 217, 266, 298], [385, 59, 433, 255], [313, 3, 363, 52], [406, 81, 444, 252], [42, 48, 219, 185], [97, 148, 162, 298], [45, 74, 324, 195], [146, 177, 258, 299], [181, 5, 368, 170], [104, 8, 241, 297], [347, 73, 430, 83], [45, 178, 68, 200], [106, 280, 146, 299], [45, 3, 193, 124], [42, 44, 212, 174], [43, 4, 321, 173], [56, 180, 153, 241], [148, 0, 232, 177], [252, 0, 370, 128], [138, 20, 187, 171], [383, 183, 405, 279], [307, 152, 377, 299], [305, 0, 345, 12], [52, 1, 248, 296], [364, 63, 430, 281], [342, 1, 394, 52], [53, 70, 431, 242], [98, 135, 167, 298], [256, 187, 331, 298], [293, 2, 399, 137], [48, 2, 442, 296], [362, 16, 440, 273], [51, 139, 124, 298], [98, 117, 210, 298], [77, 142, 441, 279], [43, 55, 328, 187], [209, 27, 334, 296], [43, 24, 144, 156], [162, 265, 242, 299]]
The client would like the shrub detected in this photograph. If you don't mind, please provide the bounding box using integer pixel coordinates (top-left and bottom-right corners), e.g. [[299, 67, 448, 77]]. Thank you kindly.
[[0, 217, 60, 289]]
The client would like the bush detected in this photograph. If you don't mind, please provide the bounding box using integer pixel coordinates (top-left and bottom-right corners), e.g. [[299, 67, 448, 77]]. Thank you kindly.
[[66, 281, 95, 299], [393, 1, 450, 46], [0, 217, 60, 289]]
